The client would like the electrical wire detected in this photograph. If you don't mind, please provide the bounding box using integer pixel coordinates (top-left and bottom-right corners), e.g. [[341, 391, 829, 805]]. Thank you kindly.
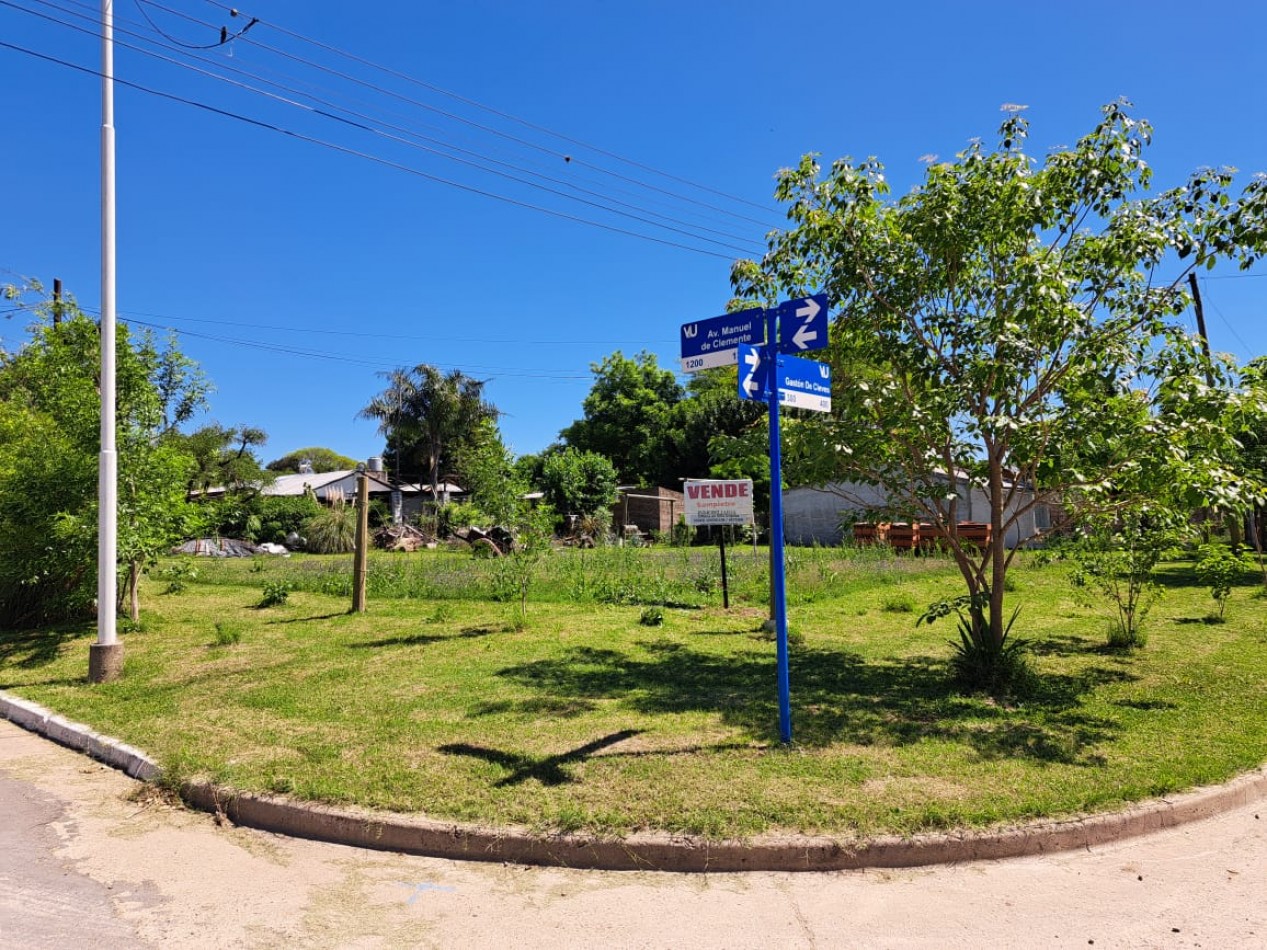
[[19, 0, 767, 253], [111, 306, 677, 348], [139, 0, 781, 229], [106, 314, 599, 379], [130, 0, 255, 50], [0, 37, 745, 261], [198, 0, 777, 218], [1198, 285, 1256, 357]]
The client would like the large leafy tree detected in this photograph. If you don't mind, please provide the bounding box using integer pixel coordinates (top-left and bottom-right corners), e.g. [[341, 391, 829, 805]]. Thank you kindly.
[[539, 447, 619, 521], [266, 446, 358, 474], [178, 423, 270, 493], [732, 102, 1266, 684], [0, 289, 207, 625], [359, 364, 498, 500], [561, 351, 683, 486]]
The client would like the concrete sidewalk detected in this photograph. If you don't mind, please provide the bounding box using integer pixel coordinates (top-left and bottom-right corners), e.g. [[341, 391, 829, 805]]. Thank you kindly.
[[3, 716, 1265, 948]]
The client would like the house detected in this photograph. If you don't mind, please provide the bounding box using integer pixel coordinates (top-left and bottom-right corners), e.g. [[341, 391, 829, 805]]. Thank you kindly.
[[782, 475, 1052, 549], [262, 468, 461, 525], [612, 486, 686, 537]]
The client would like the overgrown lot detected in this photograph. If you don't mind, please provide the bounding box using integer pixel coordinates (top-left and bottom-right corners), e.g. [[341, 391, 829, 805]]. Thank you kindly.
[[2, 546, 1265, 839]]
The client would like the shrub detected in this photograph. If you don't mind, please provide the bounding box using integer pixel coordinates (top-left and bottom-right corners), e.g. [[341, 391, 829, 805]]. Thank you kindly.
[[880, 591, 915, 613], [304, 502, 357, 554], [1195, 542, 1255, 621], [639, 606, 665, 626], [259, 580, 292, 608], [213, 621, 243, 645]]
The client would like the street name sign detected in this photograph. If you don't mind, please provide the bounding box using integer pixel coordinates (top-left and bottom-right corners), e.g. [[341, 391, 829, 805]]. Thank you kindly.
[[737, 345, 832, 413], [683, 479, 755, 526], [679, 307, 764, 373], [777, 293, 828, 354], [774, 352, 832, 413]]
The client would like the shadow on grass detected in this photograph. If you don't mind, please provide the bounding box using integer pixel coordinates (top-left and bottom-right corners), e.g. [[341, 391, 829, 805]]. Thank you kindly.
[[467, 697, 599, 718], [495, 644, 1130, 762], [1027, 633, 1099, 657], [1114, 698, 1178, 711], [350, 626, 496, 650], [265, 612, 348, 625], [439, 729, 644, 786], [0, 675, 88, 690], [0, 624, 91, 670]]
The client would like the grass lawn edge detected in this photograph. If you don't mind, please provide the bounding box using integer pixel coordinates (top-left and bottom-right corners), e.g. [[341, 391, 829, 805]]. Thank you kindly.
[[5, 688, 1266, 873]]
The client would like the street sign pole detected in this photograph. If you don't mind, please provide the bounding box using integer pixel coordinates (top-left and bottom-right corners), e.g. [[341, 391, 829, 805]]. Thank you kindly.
[[765, 307, 792, 744]]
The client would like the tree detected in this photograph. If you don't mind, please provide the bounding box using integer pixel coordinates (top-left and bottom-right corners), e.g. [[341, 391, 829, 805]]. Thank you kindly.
[[450, 418, 523, 525], [540, 447, 619, 521], [266, 447, 358, 474], [0, 289, 207, 625], [732, 101, 1266, 687], [561, 351, 683, 486], [359, 364, 497, 501], [178, 423, 270, 494]]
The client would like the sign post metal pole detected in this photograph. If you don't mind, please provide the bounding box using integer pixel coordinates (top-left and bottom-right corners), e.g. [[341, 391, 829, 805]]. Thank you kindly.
[[765, 307, 793, 744]]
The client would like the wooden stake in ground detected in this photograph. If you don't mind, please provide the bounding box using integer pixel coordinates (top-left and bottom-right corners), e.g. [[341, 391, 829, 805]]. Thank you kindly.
[[352, 468, 369, 612]]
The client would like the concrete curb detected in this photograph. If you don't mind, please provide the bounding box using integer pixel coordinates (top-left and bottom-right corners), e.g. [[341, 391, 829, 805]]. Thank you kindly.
[[4, 690, 1265, 872]]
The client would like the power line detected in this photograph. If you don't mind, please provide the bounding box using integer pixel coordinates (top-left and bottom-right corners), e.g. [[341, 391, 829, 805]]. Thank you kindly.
[[20, 0, 766, 253], [1198, 284, 1257, 357], [140, 0, 780, 229], [130, 0, 255, 50], [0, 37, 744, 261], [114, 315, 598, 379], [111, 306, 677, 348], [198, 0, 777, 218]]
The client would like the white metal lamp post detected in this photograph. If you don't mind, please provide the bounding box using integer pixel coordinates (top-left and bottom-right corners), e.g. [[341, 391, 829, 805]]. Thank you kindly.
[[89, 0, 122, 682]]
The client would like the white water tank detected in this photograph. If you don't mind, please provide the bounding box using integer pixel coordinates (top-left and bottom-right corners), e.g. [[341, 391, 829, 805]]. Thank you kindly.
[[367, 456, 384, 472]]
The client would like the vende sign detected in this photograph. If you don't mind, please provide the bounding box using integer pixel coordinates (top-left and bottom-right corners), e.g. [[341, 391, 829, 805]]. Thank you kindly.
[[683, 479, 754, 527]]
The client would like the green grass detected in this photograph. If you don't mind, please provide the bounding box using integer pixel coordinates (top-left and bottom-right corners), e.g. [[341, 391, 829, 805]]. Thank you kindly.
[[2, 546, 1265, 840]]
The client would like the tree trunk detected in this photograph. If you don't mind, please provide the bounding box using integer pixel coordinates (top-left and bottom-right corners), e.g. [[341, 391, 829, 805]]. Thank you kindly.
[[128, 560, 140, 622], [988, 453, 1006, 649]]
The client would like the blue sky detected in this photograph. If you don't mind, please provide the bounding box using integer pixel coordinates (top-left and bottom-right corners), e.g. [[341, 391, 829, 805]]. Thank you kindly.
[[3, 0, 1265, 465]]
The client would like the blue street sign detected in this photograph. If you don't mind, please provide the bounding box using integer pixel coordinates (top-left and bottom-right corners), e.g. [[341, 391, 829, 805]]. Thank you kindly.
[[737, 344, 768, 401], [680, 307, 764, 373], [739, 346, 832, 414], [778, 293, 828, 354], [774, 353, 832, 413]]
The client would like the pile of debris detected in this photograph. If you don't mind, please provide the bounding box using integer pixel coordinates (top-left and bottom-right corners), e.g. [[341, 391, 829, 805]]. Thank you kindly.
[[373, 523, 437, 552], [450, 525, 516, 556], [171, 538, 264, 558]]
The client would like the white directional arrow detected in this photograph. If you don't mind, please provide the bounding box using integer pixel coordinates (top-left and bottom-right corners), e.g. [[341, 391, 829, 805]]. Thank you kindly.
[[740, 347, 763, 398], [780, 295, 826, 353], [795, 296, 821, 323], [791, 320, 818, 350]]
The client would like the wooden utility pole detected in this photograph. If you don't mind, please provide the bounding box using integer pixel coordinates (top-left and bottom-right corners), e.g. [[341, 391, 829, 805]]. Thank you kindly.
[[1188, 273, 1215, 387], [52, 278, 63, 325], [352, 469, 369, 612], [1188, 273, 1246, 548]]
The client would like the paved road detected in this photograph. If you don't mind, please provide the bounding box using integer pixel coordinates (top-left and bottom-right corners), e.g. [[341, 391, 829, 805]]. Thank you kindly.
[[2, 718, 1264, 949]]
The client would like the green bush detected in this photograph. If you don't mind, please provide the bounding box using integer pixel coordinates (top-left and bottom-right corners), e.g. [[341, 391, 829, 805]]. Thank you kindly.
[[1195, 542, 1255, 621], [258, 580, 292, 608], [880, 591, 915, 613], [304, 503, 357, 554], [207, 494, 323, 544], [639, 606, 665, 626], [213, 621, 243, 645]]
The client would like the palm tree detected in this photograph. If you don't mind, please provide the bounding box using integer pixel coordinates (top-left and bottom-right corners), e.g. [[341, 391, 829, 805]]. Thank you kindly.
[[359, 364, 498, 503]]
